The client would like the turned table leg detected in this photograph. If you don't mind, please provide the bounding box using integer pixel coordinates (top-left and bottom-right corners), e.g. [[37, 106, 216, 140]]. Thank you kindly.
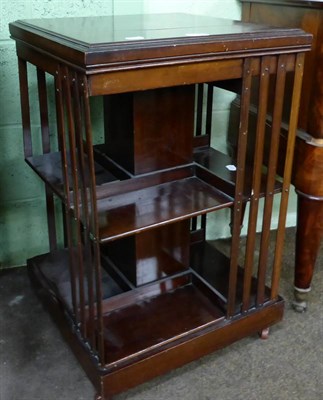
[[293, 138, 323, 311], [293, 194, 323, 312], [293, 50, 323, 311]]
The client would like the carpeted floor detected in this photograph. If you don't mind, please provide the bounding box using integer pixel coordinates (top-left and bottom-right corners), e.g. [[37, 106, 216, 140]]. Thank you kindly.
[[0, 227, 322, 400]]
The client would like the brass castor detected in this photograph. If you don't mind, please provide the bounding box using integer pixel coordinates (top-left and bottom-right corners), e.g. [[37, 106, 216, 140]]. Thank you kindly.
[[292, 287, 310, 313], [95, 393, 112, 400], [259, 327, 270, 340]]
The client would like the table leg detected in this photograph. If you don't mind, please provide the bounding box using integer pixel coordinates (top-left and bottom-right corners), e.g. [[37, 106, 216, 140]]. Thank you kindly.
[[293, 139, 323, 311], [293, 194, 323, 312]]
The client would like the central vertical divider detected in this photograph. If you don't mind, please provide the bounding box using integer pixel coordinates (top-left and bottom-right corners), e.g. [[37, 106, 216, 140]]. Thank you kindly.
[[102, 85, 195, 287]]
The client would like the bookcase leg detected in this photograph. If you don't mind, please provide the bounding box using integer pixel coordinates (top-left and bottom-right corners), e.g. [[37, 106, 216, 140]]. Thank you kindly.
[[95, 394, 111, 400], [258, 327, 270, 340]]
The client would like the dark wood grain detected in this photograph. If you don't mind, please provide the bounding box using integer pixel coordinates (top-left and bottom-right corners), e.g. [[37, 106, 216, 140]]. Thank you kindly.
[[97, 172, 233, 242], [9, 14, 311, 70], [29, 251, 283, 399], [241, 0, 323, 8], [104, 86, 194, 174], [101, 221, 190, 287]]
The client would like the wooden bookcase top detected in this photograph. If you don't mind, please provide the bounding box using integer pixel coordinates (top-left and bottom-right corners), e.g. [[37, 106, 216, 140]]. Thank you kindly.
[[9, 13, 312, 69], [240, 0, 323, 8]]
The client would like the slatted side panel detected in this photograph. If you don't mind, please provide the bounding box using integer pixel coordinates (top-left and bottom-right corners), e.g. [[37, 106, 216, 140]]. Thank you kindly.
[[241, 56, 272, 312], [54, 65, 79, 322], [53, 66, 105, 365], [18, 59, 59, 252], [256, 55, 288, 306], [270, 53, 305, 300], [80, 74, 106, 365], [63, 67, 88, 336], [36, 68, 57, 251], [227, 53, 301, 316]]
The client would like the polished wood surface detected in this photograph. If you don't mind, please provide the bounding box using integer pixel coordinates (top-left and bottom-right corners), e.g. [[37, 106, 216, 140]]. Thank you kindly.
[[241, 0, 323, 311], [103, 86, 195, 174], [10, 14, 310, 65], [242, 0, 323, 8], [10, 14, 311, 399], [102, 221, 190, 287]]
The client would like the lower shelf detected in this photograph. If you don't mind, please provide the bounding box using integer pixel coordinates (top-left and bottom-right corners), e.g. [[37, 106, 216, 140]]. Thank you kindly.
[[190, 241, 271, 312], [28, 249, 225, 367], [29, 249, 127, 312], [28, 246, 284, 399], [100, 275, 225, 368]]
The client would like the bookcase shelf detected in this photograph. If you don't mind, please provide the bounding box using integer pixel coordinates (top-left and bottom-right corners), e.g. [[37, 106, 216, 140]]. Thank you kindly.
[[96, 165, 233, 242], [193, 146, 283, 199], [26, 151, 118, 199]]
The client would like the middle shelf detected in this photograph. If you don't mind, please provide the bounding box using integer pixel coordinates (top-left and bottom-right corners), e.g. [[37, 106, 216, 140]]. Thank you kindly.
[[25, 142, 283, 243], [96, 163, 233, 242], [26, 149, 234, 242]]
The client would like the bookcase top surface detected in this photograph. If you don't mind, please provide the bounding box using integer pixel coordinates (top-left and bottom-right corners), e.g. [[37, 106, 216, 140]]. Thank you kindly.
[[240, 0, 323, 8], [9, 13, 312, 68]]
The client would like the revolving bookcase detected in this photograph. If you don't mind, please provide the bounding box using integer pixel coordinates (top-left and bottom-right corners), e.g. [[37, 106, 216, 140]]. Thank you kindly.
[[9, 14, 311, 399]]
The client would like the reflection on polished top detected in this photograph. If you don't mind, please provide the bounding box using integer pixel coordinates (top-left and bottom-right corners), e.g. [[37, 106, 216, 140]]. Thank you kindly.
[[9, 13, 312, 67], [13, 13, 281, 44]]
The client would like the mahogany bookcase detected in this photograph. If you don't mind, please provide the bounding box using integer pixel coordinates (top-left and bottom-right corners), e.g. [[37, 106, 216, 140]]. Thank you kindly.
[[9, 14, 311, 399]]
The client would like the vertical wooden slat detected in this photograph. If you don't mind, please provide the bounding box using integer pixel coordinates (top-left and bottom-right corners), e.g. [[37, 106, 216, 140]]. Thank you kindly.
[[55, 65, 79, 321], [271, 53, 305, 299], [205, 84, 214, 137], [18, 58, 32, 158], [242, 56, 271, 312], [192, 83, 212, 233], [256, 54, 287, 306], [191, 217, 198, 232], [37, 68, 50, 154], [195, 83, 204, 136], [54, 68, 68, 249], [37, 67, 57, 251], [81, 76, 105, 365], [200, 214, 207, 234], [227, 58, 253, 317]]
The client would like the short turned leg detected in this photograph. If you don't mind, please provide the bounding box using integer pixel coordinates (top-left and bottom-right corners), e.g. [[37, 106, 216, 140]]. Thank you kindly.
[[95, 393, 111, 400], [293, 194, 323, 312], [94, 393, 112, 400], [258, 327, 270, 340]]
